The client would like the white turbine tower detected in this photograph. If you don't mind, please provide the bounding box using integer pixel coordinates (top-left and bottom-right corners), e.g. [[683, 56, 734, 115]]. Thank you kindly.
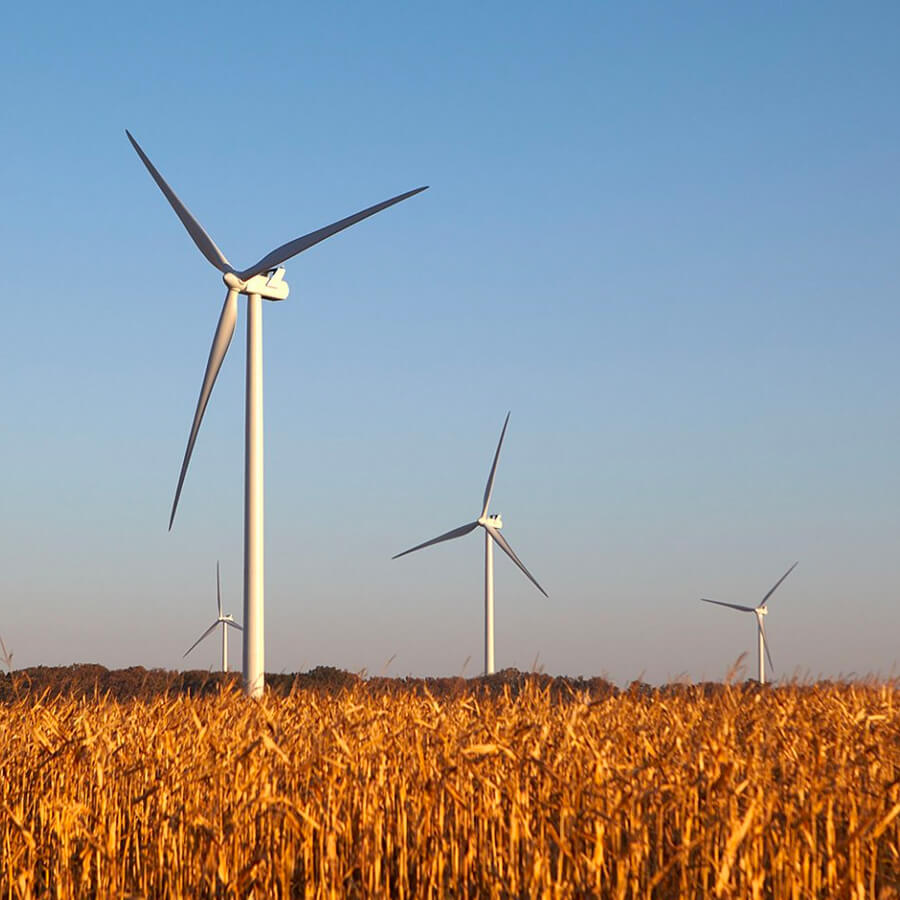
[[184, 563, 242, 673], [393, 413, 548, 676], [127, 131, 426, 697], [701, 561, 798, 685]]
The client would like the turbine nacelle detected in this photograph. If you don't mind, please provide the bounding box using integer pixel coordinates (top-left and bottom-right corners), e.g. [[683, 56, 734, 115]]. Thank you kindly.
[[478, 513, 503, 530], [223, 268, 289, 301]]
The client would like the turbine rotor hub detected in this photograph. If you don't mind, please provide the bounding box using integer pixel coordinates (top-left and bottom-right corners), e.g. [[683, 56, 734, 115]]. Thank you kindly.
[[478, 513, 503, 529]]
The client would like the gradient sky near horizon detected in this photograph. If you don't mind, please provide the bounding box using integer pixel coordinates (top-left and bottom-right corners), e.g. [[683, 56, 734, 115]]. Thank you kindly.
[[1, 1, 898, 684]]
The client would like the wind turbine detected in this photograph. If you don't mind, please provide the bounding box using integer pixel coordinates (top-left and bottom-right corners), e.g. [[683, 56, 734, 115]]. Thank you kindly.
[[127, 130, 426, 697], [701, 561, 798, 685], [0, 635, 12, 673], [184, 563, 242, 673], [393, 413, 548, 676]]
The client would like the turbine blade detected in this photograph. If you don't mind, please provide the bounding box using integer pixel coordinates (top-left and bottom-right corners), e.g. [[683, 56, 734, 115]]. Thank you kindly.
[[169, 289, 239, 530], [760, 561, 798, 607], [236, 186, 428, 280], [761, 620, 775, 673], [125, 130, 231, 273], [225, 620, 243, 631], [700, 599, 756, 613], [183, 621, 219, 658], [216, 561, 222, 618], [392, 521, 478, 560], [484, 524, 548, 597], [481, 412, 510, 518]]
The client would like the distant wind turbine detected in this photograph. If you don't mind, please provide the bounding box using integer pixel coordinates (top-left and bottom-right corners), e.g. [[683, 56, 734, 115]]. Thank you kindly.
[[0, 635, 12, 673], [393, 413, 547, 676], [701, 561, 798, 684], [184, 563, 242, 673], [127, 130, 426, 697]]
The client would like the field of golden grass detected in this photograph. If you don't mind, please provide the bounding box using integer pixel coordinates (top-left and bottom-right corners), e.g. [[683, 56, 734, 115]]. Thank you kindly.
[[1, 679, 898, 898]]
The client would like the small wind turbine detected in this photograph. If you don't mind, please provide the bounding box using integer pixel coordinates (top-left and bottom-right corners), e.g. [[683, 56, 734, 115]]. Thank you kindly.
[[393, 413, 547, 676], [701, 561, 798, 685], [127, 130, 426, 697], [184, 563, 242, 673]]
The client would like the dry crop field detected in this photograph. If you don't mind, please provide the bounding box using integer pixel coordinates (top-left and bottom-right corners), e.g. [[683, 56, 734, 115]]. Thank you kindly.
[[1, 678, 899, 898]]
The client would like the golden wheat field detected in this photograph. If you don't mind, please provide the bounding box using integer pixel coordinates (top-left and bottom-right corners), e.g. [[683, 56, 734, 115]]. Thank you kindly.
[[1, 679, 899, 899]]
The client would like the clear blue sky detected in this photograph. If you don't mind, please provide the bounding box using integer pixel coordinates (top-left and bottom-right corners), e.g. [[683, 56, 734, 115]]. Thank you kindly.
[[1, 1, 898, 683]]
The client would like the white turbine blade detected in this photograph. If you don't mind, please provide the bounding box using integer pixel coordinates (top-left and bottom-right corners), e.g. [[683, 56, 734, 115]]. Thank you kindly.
[[216, 561, 222, 618], [701, 598, 756, 613], [225, 620, 243, 631], [760, 561, 798, 607], [183, 620, 219, 658], [125, 130, 231, 273], [236, 186, 428, 280], [392, 521, 478, 560], [169, 289, 239, 530], [481, 412, 510, 518], [484, 524, 548, 598]]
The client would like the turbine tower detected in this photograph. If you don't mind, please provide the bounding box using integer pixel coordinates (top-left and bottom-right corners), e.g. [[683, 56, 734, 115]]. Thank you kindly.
[[184, 562, 242, 673], [393, 413, 547, 675], [128, 131, 426, 697], [701, 561, 798, 684]]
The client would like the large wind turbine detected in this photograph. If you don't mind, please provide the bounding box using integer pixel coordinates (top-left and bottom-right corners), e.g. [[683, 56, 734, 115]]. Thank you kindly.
[[393, 413, 548, 675], [184, 563, 242, 673], [127, 130, 426, 697], [701, 561, 798, 684]]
